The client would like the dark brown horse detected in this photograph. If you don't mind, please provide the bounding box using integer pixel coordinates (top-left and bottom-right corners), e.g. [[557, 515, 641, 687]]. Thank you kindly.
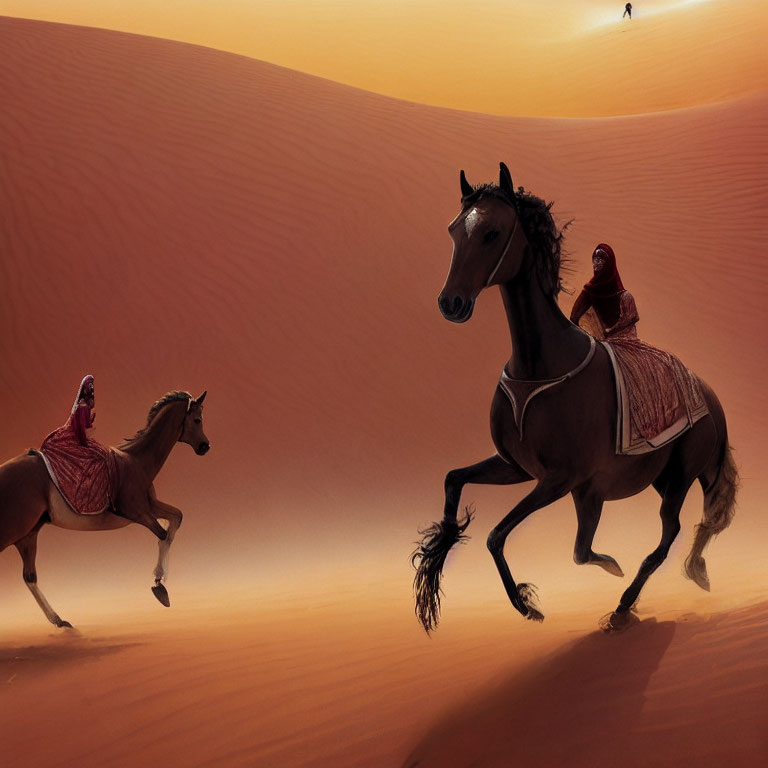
[[0, 391, 209, 627], [412, 164, 736, 632]]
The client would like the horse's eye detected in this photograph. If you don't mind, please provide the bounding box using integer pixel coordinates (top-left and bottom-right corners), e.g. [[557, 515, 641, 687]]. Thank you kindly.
[[484, 230, 500, 244], [194, 418, 201, 424]]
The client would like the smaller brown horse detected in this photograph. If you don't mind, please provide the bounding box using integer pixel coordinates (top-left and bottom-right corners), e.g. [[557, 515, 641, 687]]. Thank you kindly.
[[0, 390, 209, 628]]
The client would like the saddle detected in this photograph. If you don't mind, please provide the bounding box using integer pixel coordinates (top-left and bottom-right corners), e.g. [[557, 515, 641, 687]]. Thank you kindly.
[[602, 339, 709, 454], [35, 442, 118, 515]]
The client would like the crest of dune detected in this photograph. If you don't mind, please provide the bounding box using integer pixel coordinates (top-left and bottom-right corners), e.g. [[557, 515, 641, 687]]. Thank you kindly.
[[2, 0, 767, 115]]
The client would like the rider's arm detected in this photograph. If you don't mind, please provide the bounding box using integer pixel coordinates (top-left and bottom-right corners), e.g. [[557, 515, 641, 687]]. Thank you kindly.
[[569, 289, 592, 325], [605, 291, 639, 335]]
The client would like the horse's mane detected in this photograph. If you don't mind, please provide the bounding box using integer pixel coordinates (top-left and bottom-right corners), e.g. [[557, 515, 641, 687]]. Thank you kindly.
[[119, 391, 191, 448], [462, 184, 572, 297]]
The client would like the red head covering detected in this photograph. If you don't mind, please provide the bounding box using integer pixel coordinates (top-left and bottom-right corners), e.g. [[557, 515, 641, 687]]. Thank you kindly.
[[582, 243, 624, 328], [70, 374, 95, 415]]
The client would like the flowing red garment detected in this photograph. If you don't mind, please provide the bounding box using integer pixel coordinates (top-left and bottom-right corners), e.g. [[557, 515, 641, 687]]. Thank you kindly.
[[599, 293, 708, 454], [576, 246, 708, 453], [40, 376, 117, 515]]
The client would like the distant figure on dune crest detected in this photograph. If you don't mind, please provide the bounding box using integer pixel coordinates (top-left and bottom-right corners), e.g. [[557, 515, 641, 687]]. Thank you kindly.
[[40, 374, 116, 516], [623, 3, 632, 19]]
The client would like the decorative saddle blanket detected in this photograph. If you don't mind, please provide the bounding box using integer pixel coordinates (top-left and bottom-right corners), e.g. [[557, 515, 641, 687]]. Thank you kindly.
[[602, 339, 709, 455], [38, 434, 117, 515]]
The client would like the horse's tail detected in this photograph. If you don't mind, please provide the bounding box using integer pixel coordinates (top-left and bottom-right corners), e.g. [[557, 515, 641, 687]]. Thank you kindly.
[[685, 442, 738, 591], [411, 508, 473, 633]]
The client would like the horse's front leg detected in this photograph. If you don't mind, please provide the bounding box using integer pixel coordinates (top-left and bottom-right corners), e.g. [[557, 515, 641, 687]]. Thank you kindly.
[[413, 454, 531, 632], [113, 489, 172, 607], [487, 479, 570, 621], [149, 498, 183, 607], [443, 454, 532, 524]]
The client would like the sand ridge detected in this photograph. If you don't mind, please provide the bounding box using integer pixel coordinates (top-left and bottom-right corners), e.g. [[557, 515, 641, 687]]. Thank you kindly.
[[3, 0, 768, 116]]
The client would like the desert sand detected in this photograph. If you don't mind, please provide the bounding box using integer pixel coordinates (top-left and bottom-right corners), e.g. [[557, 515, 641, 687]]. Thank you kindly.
[[1, 7, 766, 768], [2, 596, 766, 767]]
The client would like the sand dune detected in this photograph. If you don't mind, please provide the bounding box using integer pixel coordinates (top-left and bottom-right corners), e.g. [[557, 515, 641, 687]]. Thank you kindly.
[[0, 16, 767, 767], [406, 601, 768, 768], [1, 598, 766, 767]]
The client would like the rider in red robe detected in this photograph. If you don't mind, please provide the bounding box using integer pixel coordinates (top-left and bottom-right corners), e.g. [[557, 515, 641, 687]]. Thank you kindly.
[[41, 375, 116, 515], [571, 245, 707, 452]]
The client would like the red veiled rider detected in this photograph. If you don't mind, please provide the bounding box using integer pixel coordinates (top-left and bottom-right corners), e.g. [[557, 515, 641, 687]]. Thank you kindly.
[[40, 375, 117, 515], [571, 244, 707, 453], [570, 243, 638, 340]]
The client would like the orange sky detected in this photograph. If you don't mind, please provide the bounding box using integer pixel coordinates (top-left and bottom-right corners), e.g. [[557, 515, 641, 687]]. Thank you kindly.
[[3, 0, 767, 116]]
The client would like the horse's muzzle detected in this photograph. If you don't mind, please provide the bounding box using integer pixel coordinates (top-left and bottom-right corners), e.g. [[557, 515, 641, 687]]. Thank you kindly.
[[197, 442, 210, 455], [438, 294, 475, 323]]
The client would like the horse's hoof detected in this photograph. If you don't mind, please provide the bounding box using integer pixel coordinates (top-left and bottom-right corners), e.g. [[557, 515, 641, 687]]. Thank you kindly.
[[684, 556, 710, 592], [696, 576, 711, 592], [599, 610, 640, 633], [56, 619, 73, 629], [518, 583, 545, 622], [602, 558, 624, 578], [152, 584, 171, 607], [525, 607, 545, 623], [592, 554, 624, 577], [688, 569, 711, 592]]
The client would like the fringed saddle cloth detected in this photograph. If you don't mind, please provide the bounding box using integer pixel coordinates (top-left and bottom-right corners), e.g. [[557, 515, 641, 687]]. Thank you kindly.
[[37, 440, 117, 515], [602, 339, 709, 455]]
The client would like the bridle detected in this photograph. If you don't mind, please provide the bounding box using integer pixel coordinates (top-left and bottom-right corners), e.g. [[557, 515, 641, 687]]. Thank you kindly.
[[178, 397, 193, 443], [485, 211, 520, 287]]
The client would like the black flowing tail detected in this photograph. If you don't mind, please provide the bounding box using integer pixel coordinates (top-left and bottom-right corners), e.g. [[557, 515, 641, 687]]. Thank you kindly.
[[411, 508, 473, 633]]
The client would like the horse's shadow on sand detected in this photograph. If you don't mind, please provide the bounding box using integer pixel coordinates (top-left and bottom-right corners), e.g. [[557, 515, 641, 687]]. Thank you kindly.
[[1, 633, 142, 683], [404, 618, 677, 768]]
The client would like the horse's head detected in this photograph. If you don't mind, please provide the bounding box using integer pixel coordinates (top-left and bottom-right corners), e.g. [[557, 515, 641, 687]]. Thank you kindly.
[[439, 163, 526, 323], [180, 391, 210, 455]]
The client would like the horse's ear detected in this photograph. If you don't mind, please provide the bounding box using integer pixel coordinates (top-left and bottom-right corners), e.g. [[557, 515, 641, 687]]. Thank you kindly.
[[195, 390, 207, 405], [499, 162, 516, 199], [460, 169, 473, 198]]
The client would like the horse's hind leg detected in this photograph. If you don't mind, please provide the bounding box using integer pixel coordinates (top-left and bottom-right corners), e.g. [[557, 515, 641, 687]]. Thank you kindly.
[[685, 443, 737, 591], [571, 486, 623, 577], [150, 500, 183, 607], [15, 524, 73, 629], [602, 483, 690, 631]]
